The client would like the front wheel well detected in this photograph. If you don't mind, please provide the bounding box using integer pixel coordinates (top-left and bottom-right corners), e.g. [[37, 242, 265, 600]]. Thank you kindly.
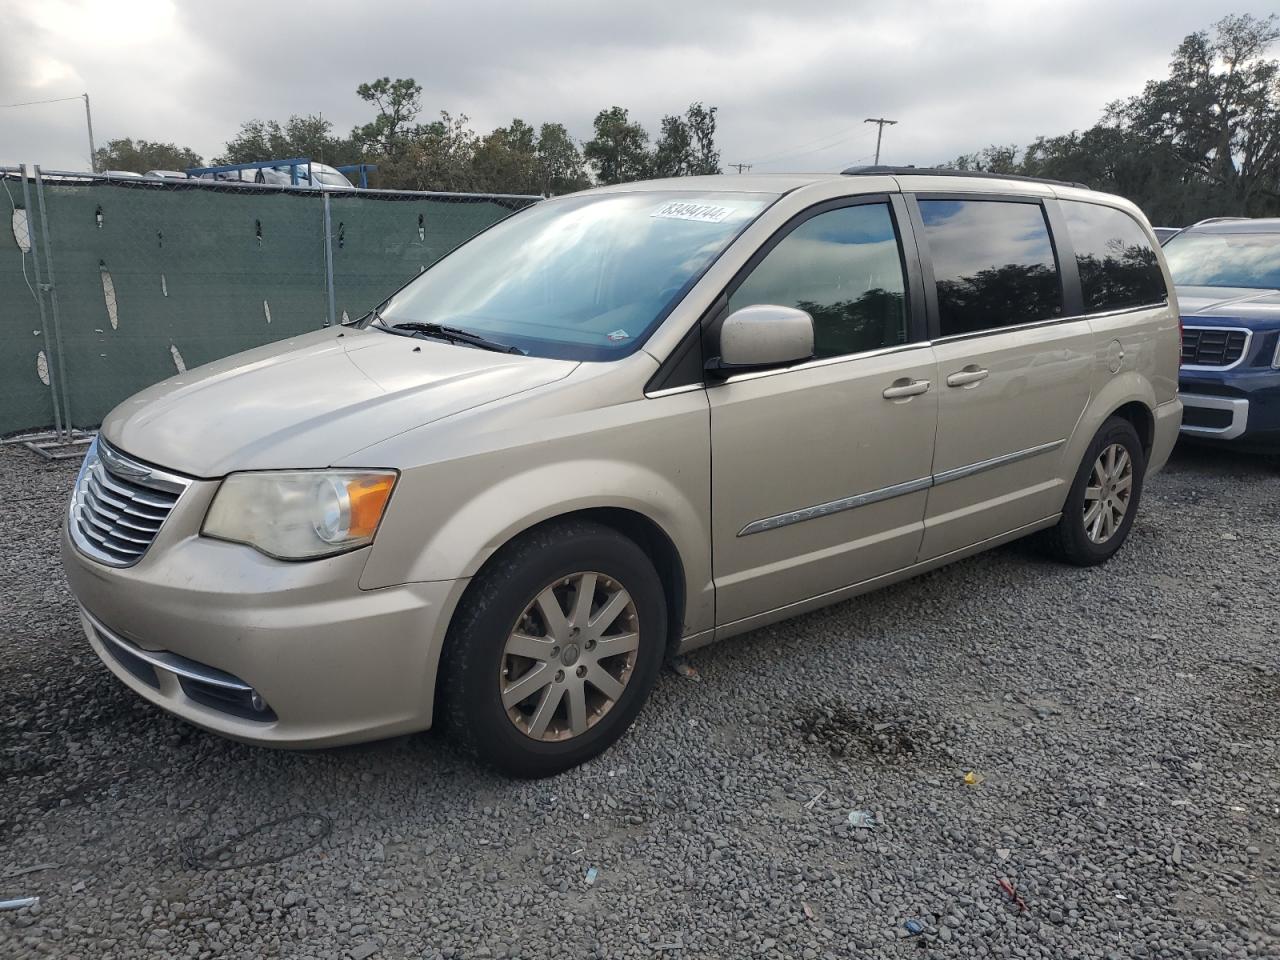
[[1108, 401, 1154, 462], [452, 507, 687, 655]]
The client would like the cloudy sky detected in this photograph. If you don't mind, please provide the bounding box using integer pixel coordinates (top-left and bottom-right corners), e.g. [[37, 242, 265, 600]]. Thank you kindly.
[[0, 1, 1242, 175]]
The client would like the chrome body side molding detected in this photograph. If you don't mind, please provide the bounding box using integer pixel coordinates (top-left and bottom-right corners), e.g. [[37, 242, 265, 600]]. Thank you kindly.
[[737, 438, 1066, 536], [931, 438, 1066, 486]]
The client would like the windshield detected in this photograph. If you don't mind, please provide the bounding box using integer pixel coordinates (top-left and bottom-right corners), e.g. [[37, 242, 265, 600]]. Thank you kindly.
[[1163, 231, 1280, 289], [373, 190, 774, 360]]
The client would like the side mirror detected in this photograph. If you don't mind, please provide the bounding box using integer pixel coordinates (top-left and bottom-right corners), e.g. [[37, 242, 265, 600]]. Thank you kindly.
[[708, 304, 814, 376]]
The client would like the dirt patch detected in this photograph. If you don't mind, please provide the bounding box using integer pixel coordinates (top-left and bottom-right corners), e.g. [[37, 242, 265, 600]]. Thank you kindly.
[[795, 702, 948, 763]]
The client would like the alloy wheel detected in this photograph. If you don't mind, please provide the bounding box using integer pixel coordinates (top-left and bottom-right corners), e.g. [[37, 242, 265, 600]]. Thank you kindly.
[[500, 572, 639, 741], [1083, 442, 1133, 544]]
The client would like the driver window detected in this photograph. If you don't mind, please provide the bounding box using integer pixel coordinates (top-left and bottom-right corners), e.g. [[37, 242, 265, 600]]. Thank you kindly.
[[729, 203, 908, 358]]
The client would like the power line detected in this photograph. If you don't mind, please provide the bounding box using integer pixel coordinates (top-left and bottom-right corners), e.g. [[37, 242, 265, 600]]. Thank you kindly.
[[0, 95, 85, 110], [748, 126, 874, 168], [1, 92, 97, 172], [863, 117, 898, 165]]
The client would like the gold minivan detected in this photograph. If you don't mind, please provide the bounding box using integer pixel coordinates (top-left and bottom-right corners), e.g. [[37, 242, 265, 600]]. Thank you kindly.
[[61, 170, 1182, 776]]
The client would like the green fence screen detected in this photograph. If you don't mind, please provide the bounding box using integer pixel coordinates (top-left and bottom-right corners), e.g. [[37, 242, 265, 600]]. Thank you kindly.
[[0, 172, 536, 435]]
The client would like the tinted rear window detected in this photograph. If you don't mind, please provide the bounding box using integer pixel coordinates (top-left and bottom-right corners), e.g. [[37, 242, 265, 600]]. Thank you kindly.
[[1062, 201, 1167, 311], [918, 199, 1062, 337]]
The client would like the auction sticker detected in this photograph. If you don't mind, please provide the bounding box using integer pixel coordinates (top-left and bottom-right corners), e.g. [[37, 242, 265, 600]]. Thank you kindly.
[[651, 201, 733, 223]]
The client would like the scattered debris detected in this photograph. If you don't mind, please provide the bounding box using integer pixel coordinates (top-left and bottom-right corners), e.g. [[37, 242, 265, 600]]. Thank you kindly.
[[996, 847, 1011, 862], [963, 770, 985, 787], [847, 810, 877, 829], [997, 877, 1028, 912], [584, 866, 598, 886], [803, 788, 826, 809], [0, 896, 39, 911], [669, 658, 700, 680], [801, 901, 815, 921], [904, 918, 926, 936], [1, 863, 58, 880]]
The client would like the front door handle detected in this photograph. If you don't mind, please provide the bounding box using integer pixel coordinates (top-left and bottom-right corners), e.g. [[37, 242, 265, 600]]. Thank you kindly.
[[882, 378, 931, 400], [946, 367, 990, 388]]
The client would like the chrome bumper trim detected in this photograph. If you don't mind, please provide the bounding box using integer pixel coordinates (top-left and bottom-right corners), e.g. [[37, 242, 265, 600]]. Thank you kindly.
[[1179, 393, 1249, 440], [84, 607, 253, 692]]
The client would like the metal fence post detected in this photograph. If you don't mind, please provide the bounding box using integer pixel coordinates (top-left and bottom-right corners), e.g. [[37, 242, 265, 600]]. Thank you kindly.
[[321, 192, 337, 328], [33, 166, 73, 439], [18, 164, 66, 439]]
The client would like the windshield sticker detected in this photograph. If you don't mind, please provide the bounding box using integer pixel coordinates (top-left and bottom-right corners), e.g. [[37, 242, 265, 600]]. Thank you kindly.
[[607, 329, 630, 342], [651, 201, 734, 224]]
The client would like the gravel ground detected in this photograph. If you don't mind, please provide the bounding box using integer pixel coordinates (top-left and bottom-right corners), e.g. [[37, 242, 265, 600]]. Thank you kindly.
[[1, 441, 1277, 960]]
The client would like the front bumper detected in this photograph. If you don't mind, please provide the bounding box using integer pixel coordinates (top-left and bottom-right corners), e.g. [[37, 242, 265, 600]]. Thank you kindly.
[[61, 520, 464, 748], [1179, 367, 1280, 453]]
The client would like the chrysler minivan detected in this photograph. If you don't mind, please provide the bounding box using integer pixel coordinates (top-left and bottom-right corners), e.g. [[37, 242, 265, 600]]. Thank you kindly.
[[61, 169, 1182, 776]]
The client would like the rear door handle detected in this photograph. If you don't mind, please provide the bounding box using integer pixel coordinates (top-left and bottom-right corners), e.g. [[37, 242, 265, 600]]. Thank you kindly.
[[882, 378, 931, 400], [946, 367, 990, 388]]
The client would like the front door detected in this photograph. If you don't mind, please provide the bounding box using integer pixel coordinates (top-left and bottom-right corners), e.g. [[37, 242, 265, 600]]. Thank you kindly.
[[909, 195, 1094, 559], [708, 199, 939, 627]]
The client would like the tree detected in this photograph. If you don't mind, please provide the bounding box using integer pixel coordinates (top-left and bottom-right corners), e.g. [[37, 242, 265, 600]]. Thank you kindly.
[[584, 106, 651, 184], [651, 102, 722, 177], [940, 15, 1280, 222], [218, 115, 361, 167], [652, 114, 694, 177], [535, 123, 592, 195], [390, 111, 480, 192], [94, 138, 203, 173], [685, 102, 721, 175], [471, 118, 541, 194], [1113, 13, 1280, 215], [355, 77, 424, 156]]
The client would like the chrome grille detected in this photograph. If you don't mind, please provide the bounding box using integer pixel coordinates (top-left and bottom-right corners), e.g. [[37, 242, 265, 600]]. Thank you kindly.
[[1181, 326, 1249, 368], [69, 439, 191, 567]]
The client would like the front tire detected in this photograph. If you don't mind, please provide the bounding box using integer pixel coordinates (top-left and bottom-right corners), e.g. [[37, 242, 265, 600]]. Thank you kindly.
[[1040, 417, 1146, 566], [439, 520, 666, 777]]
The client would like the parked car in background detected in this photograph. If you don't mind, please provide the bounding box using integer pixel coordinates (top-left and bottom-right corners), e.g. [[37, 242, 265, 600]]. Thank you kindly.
[[1152, 226, 1181, 244], [1162, 218, 1280, 456], [144, 170, 189, 180], [61, 170, 1181, 776], [195, 161, 353, 190]]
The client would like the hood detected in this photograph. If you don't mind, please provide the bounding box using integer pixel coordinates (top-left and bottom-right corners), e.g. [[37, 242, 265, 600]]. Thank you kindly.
[[1175, 285, 1280, 328], [101, 327, 578, 477]]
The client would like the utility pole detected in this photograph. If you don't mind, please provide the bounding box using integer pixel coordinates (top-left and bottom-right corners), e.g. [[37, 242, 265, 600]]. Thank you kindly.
[[728, 162, 753, 174], [863, 117, 897, 165], [83, 93, 97, 172]]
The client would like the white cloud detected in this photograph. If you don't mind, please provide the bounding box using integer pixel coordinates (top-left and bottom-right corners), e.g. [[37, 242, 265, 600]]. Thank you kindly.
[[0, 0, 1237, 174]]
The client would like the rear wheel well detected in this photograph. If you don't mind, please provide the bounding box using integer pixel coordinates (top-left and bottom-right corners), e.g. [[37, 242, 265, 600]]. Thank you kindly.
[[1109, 401, 1154, 462]]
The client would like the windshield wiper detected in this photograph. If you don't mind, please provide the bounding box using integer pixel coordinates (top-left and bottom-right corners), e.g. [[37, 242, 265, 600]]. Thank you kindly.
[[372, 315, 524, 355]]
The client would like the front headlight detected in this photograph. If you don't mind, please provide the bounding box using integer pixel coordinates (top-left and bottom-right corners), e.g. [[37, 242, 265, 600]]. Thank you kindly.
[[202, 470, 397, 560]]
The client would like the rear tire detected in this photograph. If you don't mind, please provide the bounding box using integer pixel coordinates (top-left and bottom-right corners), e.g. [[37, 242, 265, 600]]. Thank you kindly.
[[1040, 417, 1146, 566], [439, 519, 666, 778]]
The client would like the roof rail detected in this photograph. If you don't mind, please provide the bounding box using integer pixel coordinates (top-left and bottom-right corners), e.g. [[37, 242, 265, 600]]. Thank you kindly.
[[1189, 216, 1249, 227], [841, 165, 1090, 190]]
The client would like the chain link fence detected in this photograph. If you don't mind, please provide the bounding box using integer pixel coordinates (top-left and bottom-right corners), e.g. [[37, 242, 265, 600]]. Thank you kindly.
[[0, 167, 539, 447]]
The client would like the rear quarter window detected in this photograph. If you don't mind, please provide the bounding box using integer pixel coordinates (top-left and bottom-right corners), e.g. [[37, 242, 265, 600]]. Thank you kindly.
[[1061, 200, 1167, 312]]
